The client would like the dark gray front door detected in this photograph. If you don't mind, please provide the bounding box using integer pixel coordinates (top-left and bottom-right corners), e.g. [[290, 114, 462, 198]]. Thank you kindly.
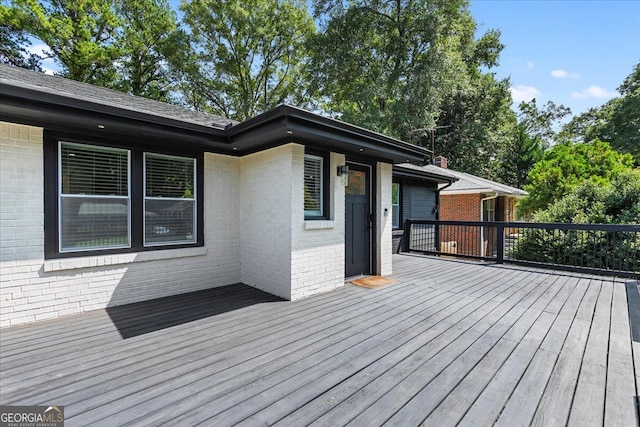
[[345, 163, 371, 277]]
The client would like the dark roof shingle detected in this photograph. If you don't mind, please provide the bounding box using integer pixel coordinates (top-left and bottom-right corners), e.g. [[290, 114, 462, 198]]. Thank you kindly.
[[0, 64, 234, 130]]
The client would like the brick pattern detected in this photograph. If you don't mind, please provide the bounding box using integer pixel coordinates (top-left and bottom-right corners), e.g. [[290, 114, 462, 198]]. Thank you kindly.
[[240, 145, 295, 299], [0, 123, 242, 328], [377, 162, 393, 276], [0, 123, 43, 262], [440, 193, 482, 256], [1, 122, 395, 327], [290, 151, 346, 300]]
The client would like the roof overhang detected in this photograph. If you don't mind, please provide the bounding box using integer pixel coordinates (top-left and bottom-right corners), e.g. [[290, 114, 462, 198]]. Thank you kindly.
[[442, 188, 528, 198], [1, 84, 231, 150], [227, 105, 429, 163], [1, 83, 429, 163], [392, 165, 457, 184]]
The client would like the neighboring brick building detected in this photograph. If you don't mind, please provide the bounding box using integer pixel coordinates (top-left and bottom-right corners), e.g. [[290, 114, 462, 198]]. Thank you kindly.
[[0, 64, 429, 327], [392, 157, 527, 257], [437, 157, 528, 256]]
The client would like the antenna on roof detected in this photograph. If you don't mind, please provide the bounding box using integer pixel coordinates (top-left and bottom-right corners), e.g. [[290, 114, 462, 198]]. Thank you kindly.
[[224, 122, 233, 130]]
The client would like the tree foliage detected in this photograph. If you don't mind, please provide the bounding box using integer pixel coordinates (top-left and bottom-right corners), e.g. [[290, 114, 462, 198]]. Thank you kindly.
[[309, 0, 511, 163], [533, 170, 640, 225], [10, 0, 121, 83], [521, 139, 635, 215], [111, 0, 181, 101], [511, 171, 640, 272], [498, 99, 570, 188], [178, 0, 316, 121], [0, 4, 42, 70], [5, 0, 183, 101], [432, 64, 514, 178], [560, 60, 640, 164]]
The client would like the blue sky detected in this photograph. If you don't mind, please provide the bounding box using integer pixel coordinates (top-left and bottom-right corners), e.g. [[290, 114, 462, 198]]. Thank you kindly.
[[470, 0, 640, 117]]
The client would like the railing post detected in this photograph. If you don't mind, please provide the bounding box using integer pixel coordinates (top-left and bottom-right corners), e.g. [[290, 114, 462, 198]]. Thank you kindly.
[[403, 220, 412, 252], [496, 222, 504, 264]]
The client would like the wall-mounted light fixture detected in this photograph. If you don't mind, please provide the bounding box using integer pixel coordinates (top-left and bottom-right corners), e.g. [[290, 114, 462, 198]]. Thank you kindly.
[[337, 165, 349, 176]]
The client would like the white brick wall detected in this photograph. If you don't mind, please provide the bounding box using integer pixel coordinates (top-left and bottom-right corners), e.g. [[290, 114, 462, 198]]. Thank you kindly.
[[377, 162, 393, 276], [0, 123, 241, 328], [240, 144, 294, 299], [0, 123, 43, 262], [290, 151, 346, 299], [0, 121, 396, 327]]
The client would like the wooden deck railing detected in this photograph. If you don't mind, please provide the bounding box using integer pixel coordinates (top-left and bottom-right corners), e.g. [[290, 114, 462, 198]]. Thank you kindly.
[[403, 219, 640, 278]]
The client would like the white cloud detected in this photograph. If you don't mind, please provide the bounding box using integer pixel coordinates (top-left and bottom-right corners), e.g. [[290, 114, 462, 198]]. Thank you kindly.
[[551, 69, 581, 79], [526, 61, 534, 69], [510, 85, 540, 102], [571, 85, 618, 99]]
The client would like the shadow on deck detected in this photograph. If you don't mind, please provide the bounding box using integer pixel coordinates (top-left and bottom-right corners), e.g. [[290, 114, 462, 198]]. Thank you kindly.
[[1, 254, 638, 426], [106, 284, 283, 339]]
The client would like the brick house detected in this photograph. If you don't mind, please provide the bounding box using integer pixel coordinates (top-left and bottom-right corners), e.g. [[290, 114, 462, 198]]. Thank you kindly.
[[0, 64, 430, 327], [436, 157, 528, 256]]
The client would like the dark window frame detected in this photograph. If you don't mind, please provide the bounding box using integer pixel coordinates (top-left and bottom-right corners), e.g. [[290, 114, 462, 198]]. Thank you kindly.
[[303, 149, 330, 220], [391, 180, 402, 230], [44, 131, 204, 259]]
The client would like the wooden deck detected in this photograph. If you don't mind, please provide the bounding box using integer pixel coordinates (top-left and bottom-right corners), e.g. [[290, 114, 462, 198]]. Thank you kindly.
[[1, 255, 638, 426]]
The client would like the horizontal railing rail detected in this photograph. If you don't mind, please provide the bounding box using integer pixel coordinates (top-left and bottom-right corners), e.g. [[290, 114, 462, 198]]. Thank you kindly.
[[403, 219, 640, 278]]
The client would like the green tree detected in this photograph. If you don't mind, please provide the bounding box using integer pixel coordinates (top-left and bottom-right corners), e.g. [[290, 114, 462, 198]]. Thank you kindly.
[[433, 73, 514, 178], [312, 1, 465, 138], [534, 170, 640, 225], [309, 0, 450, 139], [521, 139, 635, 214], [511, 171, 640, 272], [0, 5, 42, 70], [10, 0, 121, 83], [560, 61, 640, 163], [112, 0, 182, 101], [310, 0, 513, 179], [498, 99, 571, 188], [178, 0, 316, 120]]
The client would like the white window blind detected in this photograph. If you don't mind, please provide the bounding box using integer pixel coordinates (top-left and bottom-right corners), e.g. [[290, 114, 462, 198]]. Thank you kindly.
[[304, 155, 323, 216], [59, 142, 130, 252], [144, 153, 196, 245]]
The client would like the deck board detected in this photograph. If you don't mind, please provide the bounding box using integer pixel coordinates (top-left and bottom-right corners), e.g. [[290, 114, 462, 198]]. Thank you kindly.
[[1, 254, 636, 427]]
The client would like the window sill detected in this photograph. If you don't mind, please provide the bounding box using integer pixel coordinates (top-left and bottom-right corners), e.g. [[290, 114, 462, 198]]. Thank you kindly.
[[304, 220, 335, 230], [43, 246, 207, 272]]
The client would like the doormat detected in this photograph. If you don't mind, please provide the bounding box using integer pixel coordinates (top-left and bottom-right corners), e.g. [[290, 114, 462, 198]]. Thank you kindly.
[[351, 275, 397, 289]]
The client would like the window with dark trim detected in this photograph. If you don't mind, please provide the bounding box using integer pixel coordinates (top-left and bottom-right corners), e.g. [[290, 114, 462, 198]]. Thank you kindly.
[[392, 182, 401, 229], [304, 151, 329, 219], [144, 153, 196, 246], [45, 133, 203, 259]]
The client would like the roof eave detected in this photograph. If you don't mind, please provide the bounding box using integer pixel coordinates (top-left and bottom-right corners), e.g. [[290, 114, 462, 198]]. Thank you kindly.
[[1, 83, 229, 138], [227, 105, 429, 163], [442, 188, 528, 198], [392, 165, 457, 184]]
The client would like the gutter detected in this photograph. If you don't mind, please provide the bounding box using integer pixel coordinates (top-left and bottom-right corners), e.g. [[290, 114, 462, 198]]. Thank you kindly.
[[435, 180, 455, 219], [480, 192, 499, 257]]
